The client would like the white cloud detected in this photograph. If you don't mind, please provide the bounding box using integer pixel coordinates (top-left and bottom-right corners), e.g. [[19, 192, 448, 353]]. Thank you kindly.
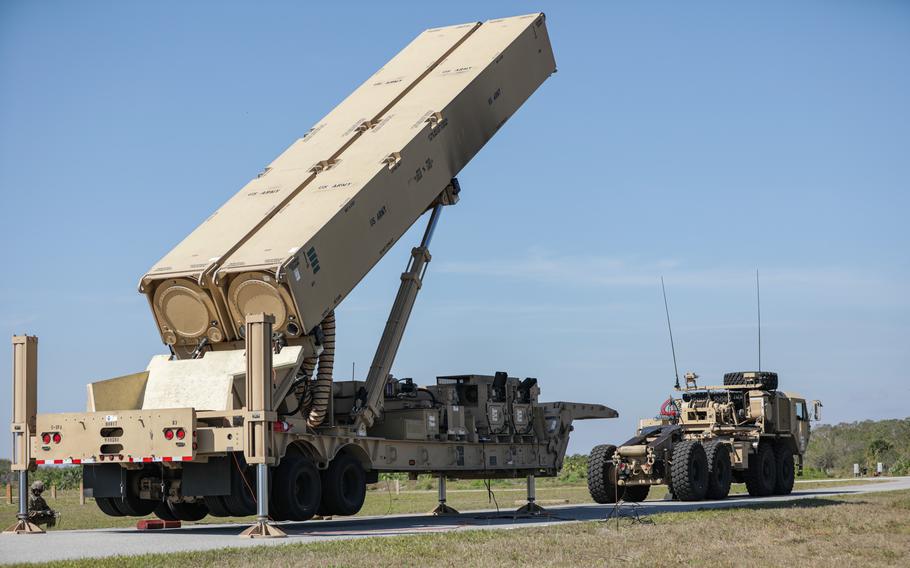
[[436, 250, 904, 307]]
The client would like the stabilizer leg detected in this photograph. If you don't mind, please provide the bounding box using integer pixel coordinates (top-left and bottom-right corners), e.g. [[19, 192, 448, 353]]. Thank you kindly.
[[3, 472, 44, 535], [430, 474, 459, 516], [514, 474, 547, 516]]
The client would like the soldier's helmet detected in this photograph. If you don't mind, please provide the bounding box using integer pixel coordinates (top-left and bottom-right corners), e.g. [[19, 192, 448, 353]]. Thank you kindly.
[[31, 480, 45, 493]]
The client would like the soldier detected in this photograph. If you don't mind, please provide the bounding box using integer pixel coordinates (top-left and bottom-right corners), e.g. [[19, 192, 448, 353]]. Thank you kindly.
[[27, 481, 58, 528]]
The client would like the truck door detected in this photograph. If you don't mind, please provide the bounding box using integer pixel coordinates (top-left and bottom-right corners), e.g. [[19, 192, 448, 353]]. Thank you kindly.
[[794, 400, 809, 453]]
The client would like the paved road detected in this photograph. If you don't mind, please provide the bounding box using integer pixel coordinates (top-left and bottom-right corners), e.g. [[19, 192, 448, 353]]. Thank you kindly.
[[3, 477, 908, 564]]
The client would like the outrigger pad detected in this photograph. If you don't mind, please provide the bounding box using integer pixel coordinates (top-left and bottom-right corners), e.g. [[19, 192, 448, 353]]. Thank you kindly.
[[430, 503, 460, 516], [3, 519, 45, 534], [239, 521, 287, 539], [514, 501, 547, 517]]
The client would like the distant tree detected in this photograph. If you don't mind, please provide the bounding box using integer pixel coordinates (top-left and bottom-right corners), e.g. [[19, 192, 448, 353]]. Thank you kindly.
[[867, 438, 894, 466]]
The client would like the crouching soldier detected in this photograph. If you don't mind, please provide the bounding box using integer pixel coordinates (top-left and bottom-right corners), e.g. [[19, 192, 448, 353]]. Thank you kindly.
[[27, 481, 58, 528]]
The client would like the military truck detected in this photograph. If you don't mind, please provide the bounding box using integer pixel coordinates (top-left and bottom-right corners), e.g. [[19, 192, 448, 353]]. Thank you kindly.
[[587, 371, 821, 503], [7, 14, 618, 535]]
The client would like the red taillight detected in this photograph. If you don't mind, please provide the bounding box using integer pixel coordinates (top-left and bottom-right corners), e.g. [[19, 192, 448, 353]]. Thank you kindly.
[[175, 428, 186, 440], [164, 429, 174, 440], [42, 433, 51, 444], [52, 433, 62, 444]]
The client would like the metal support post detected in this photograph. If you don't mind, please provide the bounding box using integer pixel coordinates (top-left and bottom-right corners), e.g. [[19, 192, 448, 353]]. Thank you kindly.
[[256, 463, 269, 522], [430, 474, 459, 516], [240, 314, 286, 538], [515, 474, 546, 516], [5, 335, 43, 534]]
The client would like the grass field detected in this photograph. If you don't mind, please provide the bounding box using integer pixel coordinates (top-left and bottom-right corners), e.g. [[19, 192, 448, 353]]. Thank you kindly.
[[7, 488, 909, 567], [0, 478, 885, 531]]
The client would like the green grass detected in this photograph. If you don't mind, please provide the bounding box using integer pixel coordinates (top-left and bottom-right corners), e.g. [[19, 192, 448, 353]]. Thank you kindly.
[[0, 477, 886, 531], [8, 488, 910, 567]]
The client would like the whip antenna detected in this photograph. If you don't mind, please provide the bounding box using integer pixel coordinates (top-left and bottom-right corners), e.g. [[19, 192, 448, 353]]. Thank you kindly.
[[661, 277, 680, 389], [756, 269, 761, 373]]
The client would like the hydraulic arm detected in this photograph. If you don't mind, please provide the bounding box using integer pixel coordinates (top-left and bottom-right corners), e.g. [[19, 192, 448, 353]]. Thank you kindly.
[[352, 181, 460, 432]]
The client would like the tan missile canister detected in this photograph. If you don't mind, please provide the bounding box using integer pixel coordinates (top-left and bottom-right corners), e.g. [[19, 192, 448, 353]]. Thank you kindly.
[[141, 14, 555, 355]]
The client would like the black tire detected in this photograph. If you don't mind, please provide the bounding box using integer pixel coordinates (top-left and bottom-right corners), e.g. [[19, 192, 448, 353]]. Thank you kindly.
[[723, 371, 778, 391], [272, 454, 323, 521], [319, 453, 366, 517], [704, 441, 733, 500], [745, 442, 777, 497], [587, 444, 624, 504], [96, 496, 126, 517], [773, 443, 795, 495], [204, 495, 233, 517], [223, 460, 257, 517], [153, 501, 178, 521], [623, 484, 650, 502], [670, 440, 708, 501], [168, 500, 209, 522], [116, 470, 156, 516]]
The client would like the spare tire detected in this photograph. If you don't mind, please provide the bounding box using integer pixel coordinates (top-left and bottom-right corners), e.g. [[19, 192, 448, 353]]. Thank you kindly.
[[723, 371, 778, 391]]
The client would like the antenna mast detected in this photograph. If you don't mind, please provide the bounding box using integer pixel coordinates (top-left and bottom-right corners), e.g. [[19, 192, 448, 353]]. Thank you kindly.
[[661, 277, 680, 390], [756, 269, 762, 373]]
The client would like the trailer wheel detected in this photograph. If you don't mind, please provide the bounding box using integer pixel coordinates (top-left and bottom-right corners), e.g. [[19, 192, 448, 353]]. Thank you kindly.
[[168, 499, 209, 522], [670, 440, 708, 501], [587, 444, 624, 503], [320, 453, 367, 516], [623, 484, 650, 502], [96, 496, 126, 517], [745, 442, 777, 497], [223, 460, 257, 516], [704, 441, 732, 500], [773, 443, 795, 495], [204, 495, 233, 517], [273, 453, 323, 521], [116, 471, 156, 516], [152, 501, 177, 521]]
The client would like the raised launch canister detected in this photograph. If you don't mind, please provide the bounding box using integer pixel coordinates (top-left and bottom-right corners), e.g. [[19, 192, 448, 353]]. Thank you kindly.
[[140, 14, 555, 356]]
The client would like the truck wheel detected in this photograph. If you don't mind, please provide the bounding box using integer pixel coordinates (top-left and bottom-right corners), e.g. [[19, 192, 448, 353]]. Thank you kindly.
[[623, 484, 650, 502], [204, 495, 233, 517], [670, 440, 708, 501], [704, 441, 732, 500], [96, 496, 126, 517], [273, 453, 323, 521], [745, 442, 777, 497], [588, 444, 624, 503], [320, 453, 367, 516], [168, 499, 209, 521], [773, 444, 795, 495], [223, 462, 257, 516]]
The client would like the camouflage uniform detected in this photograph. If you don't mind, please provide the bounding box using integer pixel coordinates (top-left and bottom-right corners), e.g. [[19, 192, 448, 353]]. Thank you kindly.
[[27, 481, 57, 528]]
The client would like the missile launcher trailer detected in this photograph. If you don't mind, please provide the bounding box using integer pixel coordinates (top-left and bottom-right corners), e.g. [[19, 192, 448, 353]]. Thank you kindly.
[[8, 14, 618, 533], [588, 371, 821, 503]]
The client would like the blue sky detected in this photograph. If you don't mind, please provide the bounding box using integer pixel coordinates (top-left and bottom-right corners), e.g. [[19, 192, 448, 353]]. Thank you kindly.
[[1, 1, 908, 457]]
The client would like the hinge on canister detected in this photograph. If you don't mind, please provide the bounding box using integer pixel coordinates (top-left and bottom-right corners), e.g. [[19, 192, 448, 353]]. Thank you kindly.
[[425, 111, 444, 129], [310, 159, 339, 174], [382, 152, 402, 169]]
